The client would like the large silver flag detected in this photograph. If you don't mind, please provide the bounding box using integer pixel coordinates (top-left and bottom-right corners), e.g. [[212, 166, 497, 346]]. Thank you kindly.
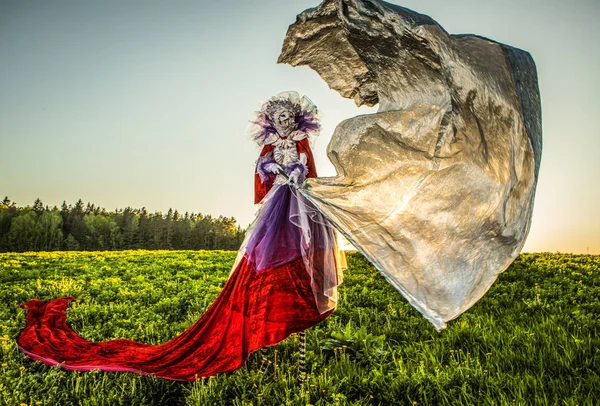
[[279, 0, 542, 330]]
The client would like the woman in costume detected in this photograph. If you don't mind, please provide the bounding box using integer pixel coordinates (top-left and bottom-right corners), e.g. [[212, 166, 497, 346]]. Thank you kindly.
[[16, 91, 344, 381]]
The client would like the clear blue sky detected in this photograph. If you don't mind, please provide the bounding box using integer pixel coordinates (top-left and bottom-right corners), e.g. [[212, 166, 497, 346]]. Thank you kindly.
[[1, 0, 598, 254]]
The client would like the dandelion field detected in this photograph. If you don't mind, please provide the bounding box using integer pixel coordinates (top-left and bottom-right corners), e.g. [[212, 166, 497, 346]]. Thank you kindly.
[[0, 250, 598, 405]]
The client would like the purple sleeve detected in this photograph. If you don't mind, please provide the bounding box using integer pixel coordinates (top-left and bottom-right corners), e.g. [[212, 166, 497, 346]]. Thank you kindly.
[[257, 155, 276, 182], [286, 161, 309, 184]]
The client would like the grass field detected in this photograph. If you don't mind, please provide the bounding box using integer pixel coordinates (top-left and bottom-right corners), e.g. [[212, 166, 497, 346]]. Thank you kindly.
[[0, 250, 598, 405]]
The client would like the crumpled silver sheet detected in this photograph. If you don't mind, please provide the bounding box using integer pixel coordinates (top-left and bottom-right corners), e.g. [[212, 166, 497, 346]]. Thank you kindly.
[[278, 0, 542, 330]]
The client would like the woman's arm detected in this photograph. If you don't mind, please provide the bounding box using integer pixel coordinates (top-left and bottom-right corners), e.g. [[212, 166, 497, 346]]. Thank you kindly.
[[254, 144, 276, 204]]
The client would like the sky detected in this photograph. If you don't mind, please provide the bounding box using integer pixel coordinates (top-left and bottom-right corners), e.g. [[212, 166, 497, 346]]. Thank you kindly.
[[0, 0, 598, 254]]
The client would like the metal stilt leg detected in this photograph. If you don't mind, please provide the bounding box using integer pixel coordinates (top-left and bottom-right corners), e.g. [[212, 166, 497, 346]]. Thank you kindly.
[[297, 330, 306, 385]]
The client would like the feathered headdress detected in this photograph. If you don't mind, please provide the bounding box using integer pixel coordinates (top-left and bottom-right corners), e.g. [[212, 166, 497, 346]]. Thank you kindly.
[[247, 91, 321, 146]]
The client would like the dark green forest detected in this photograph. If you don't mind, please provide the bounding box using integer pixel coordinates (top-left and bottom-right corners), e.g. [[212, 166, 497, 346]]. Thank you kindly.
[[0, 197, 245, 252]]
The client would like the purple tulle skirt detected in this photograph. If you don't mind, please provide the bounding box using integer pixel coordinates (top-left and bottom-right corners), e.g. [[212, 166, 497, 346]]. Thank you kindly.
[[236, 183, 341, 313]]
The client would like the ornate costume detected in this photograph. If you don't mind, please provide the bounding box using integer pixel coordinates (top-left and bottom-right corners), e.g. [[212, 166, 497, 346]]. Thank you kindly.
[[16, 92, 344, 381], [242, 91, 345, 314]]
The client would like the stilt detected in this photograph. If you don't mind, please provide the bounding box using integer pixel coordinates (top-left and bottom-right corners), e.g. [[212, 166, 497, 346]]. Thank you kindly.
[[297, 330, 306, 385]]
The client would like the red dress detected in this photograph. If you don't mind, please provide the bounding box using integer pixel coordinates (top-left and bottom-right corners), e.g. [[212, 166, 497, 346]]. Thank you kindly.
[[16, 139, 336, 381]]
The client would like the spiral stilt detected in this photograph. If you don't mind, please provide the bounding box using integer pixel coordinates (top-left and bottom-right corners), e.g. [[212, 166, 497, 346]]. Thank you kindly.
[[297, 330, 306, 385]]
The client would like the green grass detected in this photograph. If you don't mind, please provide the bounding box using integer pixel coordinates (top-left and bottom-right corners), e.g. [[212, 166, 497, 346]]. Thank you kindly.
[[0, 250, 598, 405]]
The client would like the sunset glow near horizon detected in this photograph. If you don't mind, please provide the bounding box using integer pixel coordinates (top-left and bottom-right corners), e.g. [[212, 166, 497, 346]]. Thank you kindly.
[[1, 0, 598, 254]]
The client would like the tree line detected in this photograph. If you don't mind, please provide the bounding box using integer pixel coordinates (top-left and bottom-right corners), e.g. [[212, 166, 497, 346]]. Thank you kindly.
[[0, 197, 245, 252]]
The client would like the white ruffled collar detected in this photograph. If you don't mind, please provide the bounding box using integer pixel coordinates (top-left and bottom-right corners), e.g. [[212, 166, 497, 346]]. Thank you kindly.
[[263, 130, 308, 146]]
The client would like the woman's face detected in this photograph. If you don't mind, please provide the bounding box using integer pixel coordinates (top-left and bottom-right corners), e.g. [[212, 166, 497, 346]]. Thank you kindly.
[[275, 109, 294, 136], [278, 110, 292, 127]]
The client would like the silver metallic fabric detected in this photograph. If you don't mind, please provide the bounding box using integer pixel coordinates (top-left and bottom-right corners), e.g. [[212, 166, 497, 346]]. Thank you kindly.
[[278, 0, 542, 330]]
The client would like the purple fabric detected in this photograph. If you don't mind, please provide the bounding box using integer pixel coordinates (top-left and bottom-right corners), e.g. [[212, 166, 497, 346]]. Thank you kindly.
[[251, 114, 277, 145], [286, 161, 308, 176], [244, 184, 334, 273], [257, 155, 276, 182], [286, 162, 308, 185], [295, 111, 320, 134]]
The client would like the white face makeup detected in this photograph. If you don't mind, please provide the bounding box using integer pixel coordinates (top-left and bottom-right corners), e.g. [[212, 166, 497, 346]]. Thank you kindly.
[[274, 109, 295, 136], [278, 111, 291, 126]]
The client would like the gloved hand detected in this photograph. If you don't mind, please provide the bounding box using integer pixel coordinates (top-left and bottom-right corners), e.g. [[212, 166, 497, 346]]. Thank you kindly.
[[257, 157, 282, 182], [288, 167, 306, 187], [265, 162, 283, 174], [289, 170, 300, 186]]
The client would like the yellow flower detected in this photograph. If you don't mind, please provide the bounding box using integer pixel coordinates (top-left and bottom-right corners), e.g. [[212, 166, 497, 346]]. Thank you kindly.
[[1, 363, 6, 367]]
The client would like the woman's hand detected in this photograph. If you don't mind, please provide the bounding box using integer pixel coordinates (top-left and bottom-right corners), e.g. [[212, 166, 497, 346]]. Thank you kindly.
[[289, 170, 301, 186], [257, 157, 282, 182], [287, 162, 308, 187], [265, 162, 283, 175]]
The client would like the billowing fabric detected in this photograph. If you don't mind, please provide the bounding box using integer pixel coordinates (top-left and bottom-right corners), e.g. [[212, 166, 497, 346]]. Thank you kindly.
[[16, 173, 341, 381], [16, 91, 344, 380], [240, 183, 343, 314], [280, 0, 542, 331], [17, 256, 331, 381]]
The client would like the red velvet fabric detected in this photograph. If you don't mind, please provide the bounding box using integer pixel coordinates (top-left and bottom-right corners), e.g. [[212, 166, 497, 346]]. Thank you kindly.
[[296, 138, 318, 179], [17, 138, 332, 381], [17, 256, 332, 381], [254, 143, 275, 204]]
